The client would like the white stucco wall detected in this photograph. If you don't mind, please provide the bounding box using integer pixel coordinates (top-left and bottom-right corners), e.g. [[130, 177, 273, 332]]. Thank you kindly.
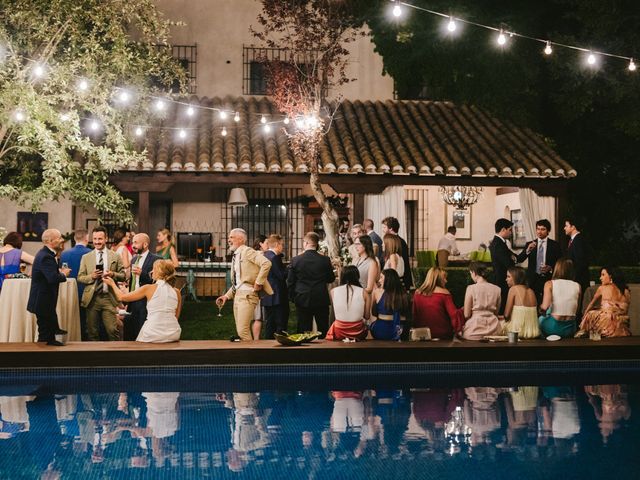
[[154, 0, 394, 100], [0, 198, 73, 256]]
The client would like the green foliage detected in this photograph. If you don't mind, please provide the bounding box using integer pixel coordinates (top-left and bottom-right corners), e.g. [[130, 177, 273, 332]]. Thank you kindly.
[[0, 0, 185, 222], [363, 0, 640, 265]]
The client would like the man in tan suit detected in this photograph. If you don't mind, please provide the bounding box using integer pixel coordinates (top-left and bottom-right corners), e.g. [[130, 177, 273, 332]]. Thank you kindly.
[[216, 228, 272, 341], [77, 226, 126, 341]]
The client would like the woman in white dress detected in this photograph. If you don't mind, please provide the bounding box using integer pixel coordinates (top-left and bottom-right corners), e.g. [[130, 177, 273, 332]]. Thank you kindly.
[[104, 259, 182, 343]]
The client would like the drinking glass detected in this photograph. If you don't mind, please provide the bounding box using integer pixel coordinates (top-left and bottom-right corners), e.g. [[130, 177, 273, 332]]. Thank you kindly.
[[19, 263, 27, 274]]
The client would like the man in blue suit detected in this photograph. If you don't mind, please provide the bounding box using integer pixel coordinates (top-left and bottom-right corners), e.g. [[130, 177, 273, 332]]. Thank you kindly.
[[27, 229, 71, 345], [125, 233, 161, 340], [61, 229, 92, 340], [262, 234, 289, 339]]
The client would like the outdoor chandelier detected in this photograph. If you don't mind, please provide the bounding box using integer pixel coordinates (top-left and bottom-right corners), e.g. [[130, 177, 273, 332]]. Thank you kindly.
[[440, 186, 483, 210]]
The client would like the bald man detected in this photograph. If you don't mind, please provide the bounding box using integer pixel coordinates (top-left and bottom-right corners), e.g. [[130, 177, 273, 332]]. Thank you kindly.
[[27, 229, 71, 345], [125, 233, 161, 340]]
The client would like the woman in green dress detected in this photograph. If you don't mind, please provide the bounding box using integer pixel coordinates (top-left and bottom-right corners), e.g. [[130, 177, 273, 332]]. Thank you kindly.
[[156, 228, 179, 267]]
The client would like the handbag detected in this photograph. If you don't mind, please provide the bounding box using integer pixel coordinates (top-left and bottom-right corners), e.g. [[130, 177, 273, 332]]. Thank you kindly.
[[409, 327, 431, 341]]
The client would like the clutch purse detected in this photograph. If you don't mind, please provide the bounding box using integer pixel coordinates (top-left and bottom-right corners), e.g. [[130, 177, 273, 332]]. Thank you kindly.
[[409, 327, 431, 341]]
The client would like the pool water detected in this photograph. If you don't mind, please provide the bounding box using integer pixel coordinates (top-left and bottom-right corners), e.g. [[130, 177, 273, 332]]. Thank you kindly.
[[1, 368, 639, 479]]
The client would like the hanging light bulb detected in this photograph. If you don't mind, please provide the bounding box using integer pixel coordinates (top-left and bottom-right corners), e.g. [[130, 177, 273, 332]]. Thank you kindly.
[[219, 110, 227, 120], [392, 1, 402, 18], [186, 106, 195, 117], [283, 117, 290, 125], [178, 129, 187, 139], [234, 112, 240, 122], [544, 41, 553, 55], [13, 109, 27, 122], [587, 52, 597, 66], [117, 89, 131, 103], [135, 126, 144, 137], [447, 17, 457, 33], [89, 119, 101, 132], [260, 114, 267, 124], [154, 99, 166, 111], [263, 123, 271, 133], [77, 78, 89, 92], [497, 30, 507, 46], [628, 58, 636, 72], [32, 63, 46, 78], [221, 126, 228, 137]]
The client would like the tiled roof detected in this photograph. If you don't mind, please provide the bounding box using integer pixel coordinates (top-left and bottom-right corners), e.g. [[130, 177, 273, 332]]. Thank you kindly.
[[128, 96, 576, 178]]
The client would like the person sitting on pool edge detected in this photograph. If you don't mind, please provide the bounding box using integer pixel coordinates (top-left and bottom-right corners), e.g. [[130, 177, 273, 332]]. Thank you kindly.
[[538, 258, 581, 338]]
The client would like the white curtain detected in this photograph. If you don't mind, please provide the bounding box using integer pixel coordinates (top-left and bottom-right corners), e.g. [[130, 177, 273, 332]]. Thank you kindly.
[[364, 186, 406, 236], [518, 188, 556, 239]]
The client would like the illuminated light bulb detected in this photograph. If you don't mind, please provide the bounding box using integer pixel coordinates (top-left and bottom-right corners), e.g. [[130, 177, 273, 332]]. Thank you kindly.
[[283, 117, 290, 125], [89, 120, 100, 132], [263, 124, 271, 133], [447, 17, 457, 33], [13, 109, 26, 122], [77, 78, 89, 92], [135, 127, 144, 137], [629, 59, 636, 71], [234, 112, 240, 122], [221, 126, 227, 137], [497, 30, 507, 46], [392, 2, 402, 17], [178, 129, 187, 139], [155, 99, 166, 111], [544, 42, 553, 55], [260, 115, 267, 124], [118, 89, 130, 103], [219, 110, 227, 120], [186, 106, 195, 116], [32, 64, 46, 78]]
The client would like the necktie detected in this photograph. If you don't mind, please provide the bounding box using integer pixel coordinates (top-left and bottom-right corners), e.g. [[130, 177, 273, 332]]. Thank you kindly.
[[231, 253, 238, 293], [536, 240, 544, 274], [97, 250, 107, 292], [568, 238, 573, 249]]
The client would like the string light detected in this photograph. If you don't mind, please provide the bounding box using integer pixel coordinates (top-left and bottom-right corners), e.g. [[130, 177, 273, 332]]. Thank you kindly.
[[219, 110, 227, 120], [544, 41, 553, 55], [31, 63, 46, 79], [186, 106, 195, 116], [135, 126, 144, 136], [263, 123, 271, 133], [178, 129, 187, 139], [154, 99, 166, 111], [77, 78, 89, 92], [117, 89, 131, 103], [283, 117, 290, 125], [497, 30, 507, 46], [447, 17, 457, 33], [89, 119, 101, 132], [221, 126, 227, 136], [629, 59, 636, 71], [260, 115, 267, 124], [13, 109, 26, 122], [392, 1, 402, 18], [587, 52, 597, 66], [234, 112, 240, 122]]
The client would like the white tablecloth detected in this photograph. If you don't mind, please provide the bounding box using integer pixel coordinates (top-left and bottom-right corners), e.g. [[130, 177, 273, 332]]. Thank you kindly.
[[0, 278, 81, 342]]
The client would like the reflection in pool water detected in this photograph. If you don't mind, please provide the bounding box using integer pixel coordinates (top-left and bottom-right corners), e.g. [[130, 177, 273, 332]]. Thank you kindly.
[[0, 383, 637, 478]]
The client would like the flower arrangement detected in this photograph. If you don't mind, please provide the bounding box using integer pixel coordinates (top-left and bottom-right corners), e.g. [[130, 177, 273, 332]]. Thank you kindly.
[[339, 246, 352, 267]]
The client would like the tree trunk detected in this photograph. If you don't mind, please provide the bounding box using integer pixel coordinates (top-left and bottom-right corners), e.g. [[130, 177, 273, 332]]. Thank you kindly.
[[309, 170, 340, 260]]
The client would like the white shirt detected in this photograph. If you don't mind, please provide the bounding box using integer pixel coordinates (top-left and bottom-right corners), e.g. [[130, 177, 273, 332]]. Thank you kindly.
[[437, 233, 459, 255], [131, 250, 149, 290]]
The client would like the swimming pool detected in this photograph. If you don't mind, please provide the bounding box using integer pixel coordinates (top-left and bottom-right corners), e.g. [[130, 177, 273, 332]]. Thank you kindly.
[[1, 365, 639, 479]]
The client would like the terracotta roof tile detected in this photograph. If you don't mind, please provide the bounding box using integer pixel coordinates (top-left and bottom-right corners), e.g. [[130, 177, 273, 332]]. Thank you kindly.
[[128, 97, 576, 178]]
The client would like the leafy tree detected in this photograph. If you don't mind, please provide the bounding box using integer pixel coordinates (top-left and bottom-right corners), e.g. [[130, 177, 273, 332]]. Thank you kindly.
[[0, 0, 185, 223], [362, 0, 640, 264], [253, 0, 362, 259]]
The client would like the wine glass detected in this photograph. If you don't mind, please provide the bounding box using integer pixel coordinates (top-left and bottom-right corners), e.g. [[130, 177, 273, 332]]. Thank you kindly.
[[217, 303, 223, 318], [19, 263, 27, 274]]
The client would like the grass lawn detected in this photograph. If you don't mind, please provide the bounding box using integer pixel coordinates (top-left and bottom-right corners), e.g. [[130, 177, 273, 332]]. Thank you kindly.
[[179, 300, 298, 340]]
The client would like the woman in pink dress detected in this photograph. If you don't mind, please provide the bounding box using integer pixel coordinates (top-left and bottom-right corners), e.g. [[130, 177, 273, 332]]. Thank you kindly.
[[577, 266, 631, 338], [462, 262, 502, 340]]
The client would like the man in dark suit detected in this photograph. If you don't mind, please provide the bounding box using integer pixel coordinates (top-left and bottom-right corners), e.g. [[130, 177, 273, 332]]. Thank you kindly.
[[381, 216, 413, 289], [515, 219, 562, 303], [489, 218, 516, 314], [262, 234, 289, 339], [125, 233, 161, 340], [564, 219, 590, 291], [287, 232, 336, 337], [27, 229, 71, 345], [60, 229, 92, 340], [364, 218, 384, 265]]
